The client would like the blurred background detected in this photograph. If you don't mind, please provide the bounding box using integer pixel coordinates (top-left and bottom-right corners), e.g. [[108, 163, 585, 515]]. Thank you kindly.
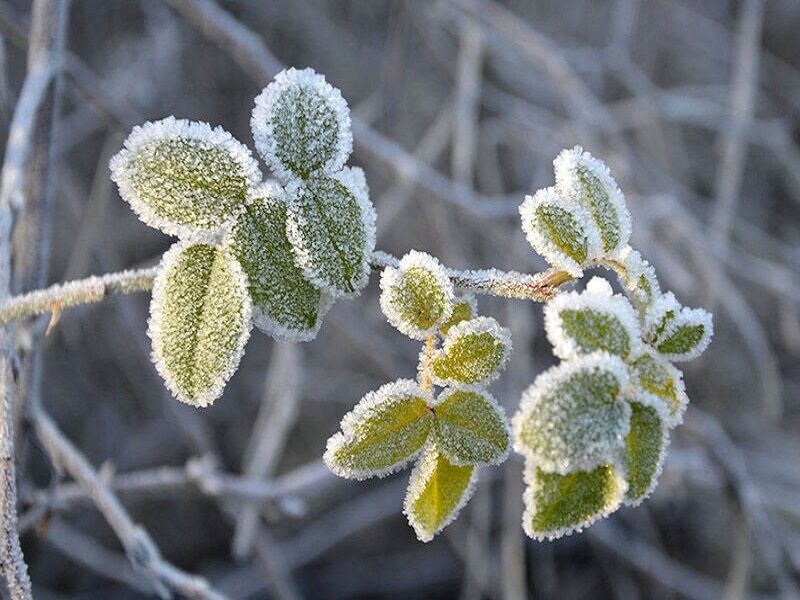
[[1, 0, 799, 598]]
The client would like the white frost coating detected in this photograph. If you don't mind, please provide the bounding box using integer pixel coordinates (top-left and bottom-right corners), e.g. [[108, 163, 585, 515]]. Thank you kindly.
[[554, 145, 631, 257], [285, 166, 377, 298], [519, 187, 601, 277], [521, 459, 628, 541], [403, 442, 480, 543], [147, 240, 253, 408], [429, 316, 513, 387], [323, 379, 433, 480], [512, 352, 631, 474], [544, 276, 642, 360], [641, 291, 681, 343], [655, 307, 714, 362], [251, 67, 353, 182], [379, 250, 455, 340], [628, 348, 689, 427], [252, 292, 335, 343], [617, 246, 660, 304], [110, 116, 261, 240]]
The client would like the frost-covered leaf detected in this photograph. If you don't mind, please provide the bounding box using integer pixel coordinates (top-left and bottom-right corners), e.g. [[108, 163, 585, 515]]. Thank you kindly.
[[404, 443, 477, 542], [629, 351, 688, 426], [623, 402, 668, 505], [617, 246, 660, 306], [430, 317, 512, 385], [513, 353, 630, 474], [519, 187, 600, 276], [252, 67, 352, 181], [110, 117, 261, 239], [544, 276, 640, 360], [522, 463, 626, 540], [148, 241, 252, 407], [324, 379, 433, 479], [554, 145, 631, 257], [433, 388, 509, 466], [642, 292, 680, 345], [380, 251, 455, 340], [225, 182, 330, 342], [655, 307, 713, 361], [439, 294, 477, 336], [285, 168, 376, 298]]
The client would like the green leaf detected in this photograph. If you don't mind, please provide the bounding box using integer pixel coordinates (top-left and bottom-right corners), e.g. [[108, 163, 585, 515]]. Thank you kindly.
[[379, 251, 455, 340], [520, 187, 596, 276], [554, 145, 631, 256], [148, 241, 252, 407], [513, 353, 630, 474], [630, 352, 687, 425], [434, 389, 509, 466], [439, 295, 476, 336], [430, 317, 511, 385], [251, 67, 352, 181], [226, 183, 330, 342], [618, 247, 660, 306], [623, 402, 668, 505], [656, 307, 713, 361], [404, 444, 476, 542], [110, 117, 260, 238], [324, 380, 433, 479], [285, 168, 376, 298], [523, 463, 625, 540]]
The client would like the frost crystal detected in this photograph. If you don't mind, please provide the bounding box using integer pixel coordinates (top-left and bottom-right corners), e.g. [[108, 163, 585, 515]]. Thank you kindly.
[[554, 145, 631, 257], [225, 182, 332, 342], [379, 251, 455, 340], [513, 353, 631, 474], [430, 317, 512, 386], [110, 116, 261, 239], [324, 379, 433, 480], [544, 276, 641, 360], [404, 443, 478, 543], [519, 187, 600, 276], [251, 67, 353, 181], [285, 167, 377, 298], [148, 241, 252, 407]]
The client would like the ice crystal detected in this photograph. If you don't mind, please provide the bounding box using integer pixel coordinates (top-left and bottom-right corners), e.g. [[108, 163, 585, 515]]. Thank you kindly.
[[148, 241, 252, 407], [251, 67, 353, 181], [430, 317, 512, 386], [285, 167, 377, 298], [110, 116, 261, 240], [379, 251, 455, 340]]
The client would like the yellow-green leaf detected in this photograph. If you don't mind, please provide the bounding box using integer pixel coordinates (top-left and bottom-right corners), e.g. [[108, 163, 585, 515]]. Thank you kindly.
[[439, 295, 476, 336], [623, 402, 668, 505], [434, 389, 509, 466], [148, 241, 252, 407], [630, 352, 687, 425], [430, 317, 511, 385]]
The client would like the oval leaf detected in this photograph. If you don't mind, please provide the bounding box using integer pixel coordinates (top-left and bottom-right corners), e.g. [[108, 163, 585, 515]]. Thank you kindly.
[[379, 251, 455, 340], [226, 182, 331, 342], [324, 379, 433, 479], [286, 168, 376, 298], [433, 388, 510, 466], [523, 463, 626, 540], [439, 294, 477, 336], [430, 317, 511, 386], [110, 117, 261, 238], [544, 276, 640, 360], [148, 241, 252, 407], [629, 351, 688, 426], [554, 145, 631, 257], [623, 402, 668, 505], [655, 307, 713, 361], [404, 444, 477, 542], [618, 246, 660, 306], [513, 353, 630, 474], [251, 67, 352, 181]]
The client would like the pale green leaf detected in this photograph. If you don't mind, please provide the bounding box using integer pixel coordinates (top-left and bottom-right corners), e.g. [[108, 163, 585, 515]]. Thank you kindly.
[[513, 353, 630, 474], [324, 379, 433, 479], [434, 388, 510, 466], [110, 117, 260, 238], [523, 463, 625, 540], [285, 168, 376, 298], [379, 251, 454, 340], [404, 444, 476, 542], [148, 241, 252, 407], [226, 182, 330, 342], [630, 352, 688, 426], [623, 402, 668, 505], [430, 317, 511, 385], [439, 294, 476, 336], [655, 307, 713, 361], [251, 67, 352, 181]]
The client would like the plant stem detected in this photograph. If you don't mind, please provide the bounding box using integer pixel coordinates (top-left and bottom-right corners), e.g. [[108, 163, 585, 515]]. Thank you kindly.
[[419, 334, 436, 394]]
